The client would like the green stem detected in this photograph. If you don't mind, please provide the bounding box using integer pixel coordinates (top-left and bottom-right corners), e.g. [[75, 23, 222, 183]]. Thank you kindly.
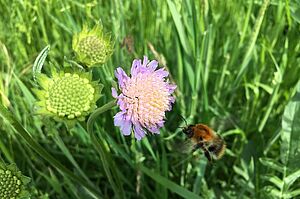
[[87, 100, 126, 199], [87, 100, 116, 134], [0, 103, 103, 198]]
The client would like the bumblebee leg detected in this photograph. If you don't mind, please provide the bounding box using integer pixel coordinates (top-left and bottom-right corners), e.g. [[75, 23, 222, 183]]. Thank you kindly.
[[204, 150, 212, 162], [192, 143, 204, 152], [200, 144, 213, 162]]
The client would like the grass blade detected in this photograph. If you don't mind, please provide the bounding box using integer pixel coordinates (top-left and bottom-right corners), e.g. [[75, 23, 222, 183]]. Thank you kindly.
[[166, 0, 190, 54], [140, 165, 201, 199], [234, 0, 270, 86]]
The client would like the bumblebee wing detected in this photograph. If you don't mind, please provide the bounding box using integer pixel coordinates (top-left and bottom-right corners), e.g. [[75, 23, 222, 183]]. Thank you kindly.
[[175, 139, 195, 154]]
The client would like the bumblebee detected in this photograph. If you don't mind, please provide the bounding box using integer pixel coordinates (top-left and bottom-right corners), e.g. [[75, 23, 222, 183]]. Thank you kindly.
[[182, 124, 226, 161]]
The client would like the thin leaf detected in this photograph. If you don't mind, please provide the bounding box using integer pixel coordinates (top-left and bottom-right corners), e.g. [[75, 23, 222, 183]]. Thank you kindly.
[[142, 137, 157, 161], [140, 165, 201, 199], [280, 81, 300, 195], [233, 165, 249, 181], [284, 169, 300, 188], [166, 0, 190, 54], [284, 189, 300, 199], [259, 157, 284, 173], [52, 131, 94, 186], [32, 45, 50, 83], [263, 129, 281, 155], [234, 0, 270, 86], [264, 186, 280, 198], [281, 81, 300, 170], [261, 175, 283, 189], [291, 7, 300, 24]]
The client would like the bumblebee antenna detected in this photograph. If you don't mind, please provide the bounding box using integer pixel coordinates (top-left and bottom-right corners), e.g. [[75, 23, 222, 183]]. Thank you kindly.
[[178, 114, 188, 126]]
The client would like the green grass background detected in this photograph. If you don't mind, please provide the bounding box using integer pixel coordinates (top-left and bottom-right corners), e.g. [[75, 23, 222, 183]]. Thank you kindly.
[[1, 0, 300, 198]]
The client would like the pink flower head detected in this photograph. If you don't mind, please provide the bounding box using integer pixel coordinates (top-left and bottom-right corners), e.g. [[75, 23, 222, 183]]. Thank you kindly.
[[112, 56, 176, 140]]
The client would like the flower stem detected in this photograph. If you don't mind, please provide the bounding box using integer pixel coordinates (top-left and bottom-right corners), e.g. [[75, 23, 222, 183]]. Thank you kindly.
[[87, 100, 116, 133], [87, 100, 126, 199], [0, 103, 103, 198]]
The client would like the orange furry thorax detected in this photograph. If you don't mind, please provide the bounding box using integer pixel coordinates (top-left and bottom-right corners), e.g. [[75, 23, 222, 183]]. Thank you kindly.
[[191, 124, 215, 141]]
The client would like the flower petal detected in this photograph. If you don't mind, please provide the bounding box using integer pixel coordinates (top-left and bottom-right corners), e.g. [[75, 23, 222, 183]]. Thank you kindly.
[[121, 120, 132, 136], [111, 87, 118, 98], [147, 126, 160, 134], [169, 96, 175, 105], [114, 112, 132, 136], [155, 68, 169, 78], [114, 111, 125, 126], [142, 56, 149, 67], [131, 59, 142, 76], [148, 120, 164, 134], [117, 94, 128, 111], [133, 122, 146, 140], [115, 67, 128, 89], [167, 84, 177, 93], [147, 60, 158, 72]]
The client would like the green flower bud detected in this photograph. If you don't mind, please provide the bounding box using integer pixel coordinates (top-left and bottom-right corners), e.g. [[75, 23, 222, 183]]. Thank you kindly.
[[33, 69, 102, 127], [0, 163, 30, 199], [72, 24, 114, 67]]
